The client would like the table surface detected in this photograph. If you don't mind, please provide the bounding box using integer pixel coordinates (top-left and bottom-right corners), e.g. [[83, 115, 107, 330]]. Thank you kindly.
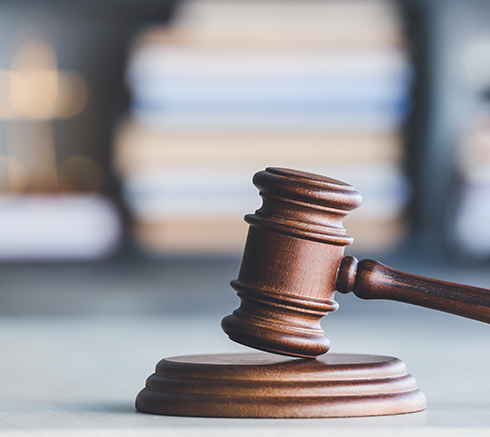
[[0, 258, 490, 435], [0, 310, 489, 436]]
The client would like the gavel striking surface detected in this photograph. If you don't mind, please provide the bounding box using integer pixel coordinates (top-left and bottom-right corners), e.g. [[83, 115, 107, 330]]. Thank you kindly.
[[135, 352, 426, 418]]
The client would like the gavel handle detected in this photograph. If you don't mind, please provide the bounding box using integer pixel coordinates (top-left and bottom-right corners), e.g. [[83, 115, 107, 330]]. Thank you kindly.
[[336, 256, 490, 324]]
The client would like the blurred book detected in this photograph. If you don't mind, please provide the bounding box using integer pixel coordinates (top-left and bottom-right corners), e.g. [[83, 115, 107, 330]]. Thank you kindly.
[[129, 45, 410, 132], [116, 0, 412, 255], [114, 122, 404, 170], [450, 108, 490, 259], [138, 0, 404, 48], [0, 195, 120, 261]]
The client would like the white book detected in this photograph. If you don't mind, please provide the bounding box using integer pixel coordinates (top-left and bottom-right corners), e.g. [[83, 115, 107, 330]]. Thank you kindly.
[[128, 46, 409, 79], [130, 74, 410, 110], [132, 107, 405, 132], [0, 195, 121, 260], [454, 182, 490, 258]]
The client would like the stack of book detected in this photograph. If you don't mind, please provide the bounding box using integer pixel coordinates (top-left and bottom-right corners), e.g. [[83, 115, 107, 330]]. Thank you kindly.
[[115, 0, 412, 255], [451, 110, 490, 259]]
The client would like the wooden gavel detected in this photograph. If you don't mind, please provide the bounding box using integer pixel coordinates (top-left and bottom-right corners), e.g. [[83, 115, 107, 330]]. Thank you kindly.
[[222, 167, 490, 358]]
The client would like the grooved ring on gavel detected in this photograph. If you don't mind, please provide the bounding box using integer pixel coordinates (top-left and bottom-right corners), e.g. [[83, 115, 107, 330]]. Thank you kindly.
[[221, 167, 362, 358]]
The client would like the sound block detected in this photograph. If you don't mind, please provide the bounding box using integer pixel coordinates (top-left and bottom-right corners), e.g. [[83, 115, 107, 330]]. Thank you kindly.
[[136, 352, 426, 418]]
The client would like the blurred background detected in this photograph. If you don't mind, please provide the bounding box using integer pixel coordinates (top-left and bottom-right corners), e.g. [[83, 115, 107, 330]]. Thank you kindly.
[[2, 1, 490, 426], [0, 0, 489, 318]]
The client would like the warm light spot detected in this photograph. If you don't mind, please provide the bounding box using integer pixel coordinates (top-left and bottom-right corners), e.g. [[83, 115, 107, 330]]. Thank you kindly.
[[10, 38, 58, 120], [0, 155, 29, 193], [17, 69, 59, 119], [0, 38, 89, 120], [59, 155, 103, 192], [54, 71, 89, 118], [7, 71, 27, 117], [11, 38, 57, 71], [0, 38, 91, 194], [0, 70, 23, 119]]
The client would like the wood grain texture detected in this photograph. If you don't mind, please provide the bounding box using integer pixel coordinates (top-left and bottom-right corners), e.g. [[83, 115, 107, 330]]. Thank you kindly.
[[135, 352, 426, 418], [337, 255, 490, 323], [223, 167, 490, 359], [221, 167, 362, 358]]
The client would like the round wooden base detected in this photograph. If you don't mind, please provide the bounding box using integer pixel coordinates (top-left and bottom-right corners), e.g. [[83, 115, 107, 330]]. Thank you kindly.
[[136, 352, 426, 418]]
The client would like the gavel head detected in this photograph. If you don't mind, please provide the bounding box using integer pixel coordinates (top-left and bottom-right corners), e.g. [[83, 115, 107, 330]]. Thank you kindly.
[[221, 168, 362, 358]]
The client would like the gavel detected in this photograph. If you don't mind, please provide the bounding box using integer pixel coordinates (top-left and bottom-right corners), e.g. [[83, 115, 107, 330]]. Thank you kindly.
[[221, 167, 490, 358]]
